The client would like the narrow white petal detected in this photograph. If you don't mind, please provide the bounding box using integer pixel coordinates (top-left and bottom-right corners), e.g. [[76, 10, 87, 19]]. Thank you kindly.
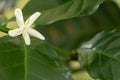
[[25, 12, 41, 27], [15, 8, 24, 28], [8, 29, 22, 37], [22, 32, 31, 45], [28, 28, 45, 40]]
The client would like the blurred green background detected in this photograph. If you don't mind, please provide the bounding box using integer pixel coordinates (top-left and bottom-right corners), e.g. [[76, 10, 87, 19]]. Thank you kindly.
[[0, 0, 120, 80], [0, 0, 120, 50], [37, 1, 120, 80], [37, 1, 120, 50]]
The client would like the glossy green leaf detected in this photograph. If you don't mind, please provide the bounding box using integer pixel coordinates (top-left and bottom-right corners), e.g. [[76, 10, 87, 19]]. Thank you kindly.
[[23, 0, 104, 25], [77, 30, 120, 80], [0, 36, 72, 80]]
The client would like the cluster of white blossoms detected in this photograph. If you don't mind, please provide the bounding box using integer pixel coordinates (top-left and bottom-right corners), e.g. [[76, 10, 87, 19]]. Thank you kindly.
[[8, 8, 45, 45]]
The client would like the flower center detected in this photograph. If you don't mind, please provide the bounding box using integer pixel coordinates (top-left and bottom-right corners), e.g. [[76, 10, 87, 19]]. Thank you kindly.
[[21, 26, 28, 33]]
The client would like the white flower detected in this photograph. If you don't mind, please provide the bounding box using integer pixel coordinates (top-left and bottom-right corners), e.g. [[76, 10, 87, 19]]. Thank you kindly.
[[8, 8, 45, 45]]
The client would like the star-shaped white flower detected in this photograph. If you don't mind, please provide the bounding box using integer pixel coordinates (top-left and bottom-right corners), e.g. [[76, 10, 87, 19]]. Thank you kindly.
[[8, 8, 45, 45]]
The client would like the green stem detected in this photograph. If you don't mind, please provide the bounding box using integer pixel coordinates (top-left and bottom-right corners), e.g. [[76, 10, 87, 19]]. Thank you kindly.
[[21, 36, 28, 80], [24, 43, 28, 80]]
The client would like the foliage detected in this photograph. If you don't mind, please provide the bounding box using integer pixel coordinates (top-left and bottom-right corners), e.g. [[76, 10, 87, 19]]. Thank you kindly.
[[77, 30, 120, 80], [0, 36, 72, 80], [23, 0, 104, 25], [0, 0, 120, 80]]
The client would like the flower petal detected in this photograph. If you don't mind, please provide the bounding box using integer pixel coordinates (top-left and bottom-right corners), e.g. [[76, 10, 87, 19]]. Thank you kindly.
[[25, 12, 41, 27], [28, 28, 45, 40], [8, 29, 22, 37], [15, 8, 24, 28], [22, 32, 31, 45]]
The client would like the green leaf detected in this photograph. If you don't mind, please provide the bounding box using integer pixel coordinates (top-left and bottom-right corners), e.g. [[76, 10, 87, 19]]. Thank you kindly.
[[0, 25, 9, 33], [77, 30, 120, 80], [23, 0, 104, 25], [0, 36, 72, 80]]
